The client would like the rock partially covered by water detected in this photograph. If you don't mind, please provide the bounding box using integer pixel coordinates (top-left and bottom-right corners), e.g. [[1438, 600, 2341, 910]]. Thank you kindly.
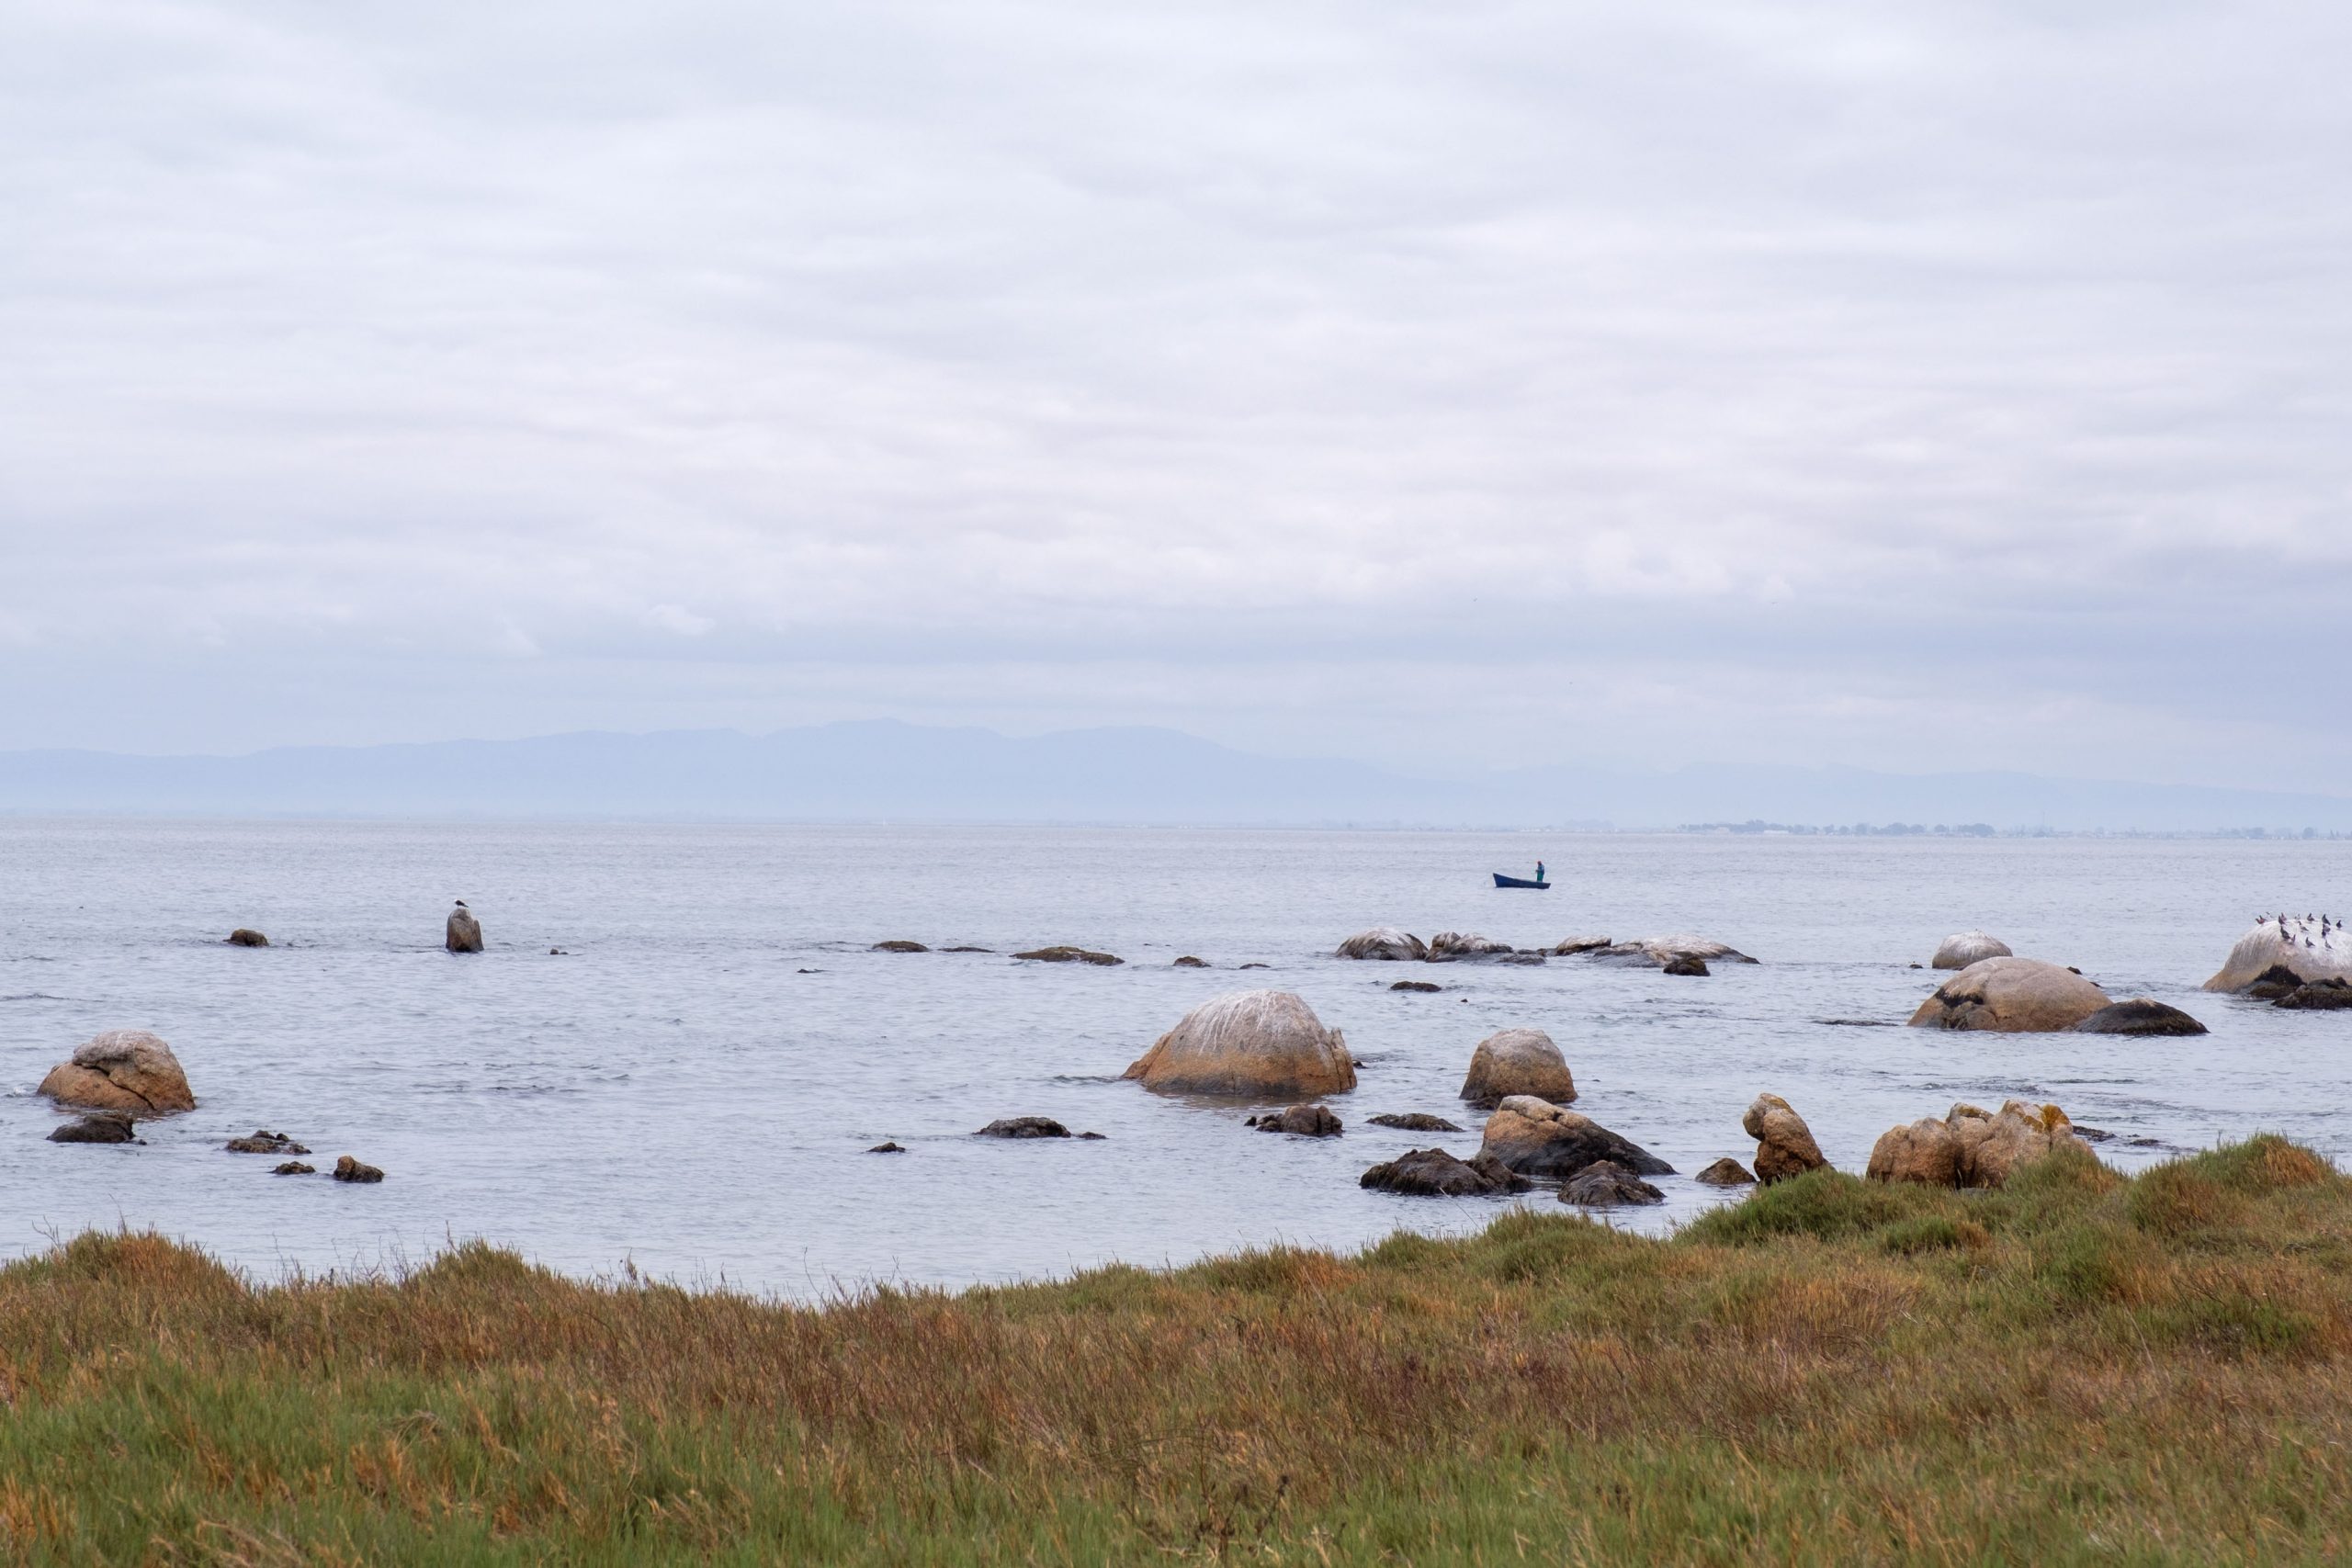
[[333, 1156, 385, 1183], [1337, 928, 1427, 961], [2277, 981, 2352, 1010], [977, 1117, 1070, 1139], [1741, 1093, 1827, 1183], [40, 1031, 196, 1115], [872, 940, 929, 953], [1661, 956, 1709, 976], [1559, 1160, 1665, 1207], [1427, 932, 1514, 961], [1694, 1157, 1756, 1186], [226, 929, 269, 947], [1549, 935, 1611, 955], [868, 1141, 906, 1154], [1013, 945, 1124, 966], [1866, 1100, 2085, 1190], [2203, 914, 2352, 994], [1478, 1096, 1672, 1179], [1391, 980, 1441, 993], [1594, 936, 1757, 968], [1359, 1147, 1531, 1197], [446, 904, 483, 953], [1906, 957, 2109, 1032], [1173, 955, 1208, 967], [1125, 990, 1355, 1098], [1368, 1112, 1464, 1133], [2075, 998, 2208, 1036], [273, 1160, 315, 1175], [1931, 931, 2012, 970], [226, 1129, 310, 1155], [1249, 1105, 1342, 1137], [1458, 1028, 1576, 1109], [49, 1114, 137, 1145]]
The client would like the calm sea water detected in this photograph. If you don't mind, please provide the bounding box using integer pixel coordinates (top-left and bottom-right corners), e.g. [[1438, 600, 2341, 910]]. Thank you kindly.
[[2, 819, 2345, 1296]]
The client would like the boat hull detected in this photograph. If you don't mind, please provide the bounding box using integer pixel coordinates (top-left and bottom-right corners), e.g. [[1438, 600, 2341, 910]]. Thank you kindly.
[[1493, 874, 1552, 889]]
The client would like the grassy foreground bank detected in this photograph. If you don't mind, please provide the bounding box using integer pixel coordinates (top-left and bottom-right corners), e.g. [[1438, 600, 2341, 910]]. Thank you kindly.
[[5, 1141, 2351, 1564]]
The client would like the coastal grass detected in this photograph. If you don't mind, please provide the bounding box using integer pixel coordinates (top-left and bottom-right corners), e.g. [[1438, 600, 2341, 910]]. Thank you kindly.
[[6, 1139, 2352, 1563]]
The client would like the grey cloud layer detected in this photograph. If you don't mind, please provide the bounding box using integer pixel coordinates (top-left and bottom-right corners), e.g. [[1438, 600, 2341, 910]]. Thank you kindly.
[[5, 1, 2347, 782]]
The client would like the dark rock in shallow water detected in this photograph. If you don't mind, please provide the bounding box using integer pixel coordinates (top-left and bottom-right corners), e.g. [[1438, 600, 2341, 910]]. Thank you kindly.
[[49, 1114, 137, 1145], [1495, 953, 1548, 966], [872, 940, 929, 953], [1249, 1105, 1342, 1137], [1390, 980, 1441, 993], [332, 1156, 384, 1183], [1479, 1097, 1674, 1179], [1078, 1131, 1106, 1140], [446, 905, 482, 953], [2246, 964, 2306, 1001], [273, 1160, 314, 1175], [1360, 1147, 1531, 1197], [226, 928, 269, 947], [2072, 1126, 2114, 1143], [1238, 963, 1271, 970], [942, 945, 993, 953], [1368, 1112, 1464, 1133], [2074, 998, 2208, 1035], [1693, 1157, 1756, 1186], [226, 1129, 309, 1155], [2276, 981, 2352, 1010], [1012, 946, 1123, 966], [1559, 1159, 1666, 1207], [1173, 955, 1208, 967], [1661, 956, 1710, 976], [977, 1117, 1070, 1139], [869, 1141, 906, 1154]]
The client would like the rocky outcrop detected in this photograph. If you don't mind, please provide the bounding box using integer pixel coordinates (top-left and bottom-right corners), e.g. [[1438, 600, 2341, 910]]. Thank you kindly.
[[1550, 935, 1611, 955], [1427, 932, 1515, 961], [446, 905, 483, 953], [1478, 1096, 1672, 1179], [1559, 1160, 1665, 1207], [1125, 990, 1356, 1097], [872, 940, 929, 953], [2277, 981, 2352, 1010], [1359, 1147, 1532, 1196], [39, 1031, 196, 1114], [1866, 1100, 2085, 1190], [226, 1130, 310, 1155], [1694, 1157, 1755, 1186], [1173, 955, 1208, 967], [1931, 931, 2012, 970], [868, 1141, 907, 1154], [1368, 1112, 1464, 1132], [1249, 1105, 1342, 1137], [49, 1114, 137, 1145], [977, 1117, 1070, 1138], [1337, 928, 1428, 961], [226, 929, 269, 947], [1458, 1028, 1576, 1109], [1592, 936, 1758, 968], [273, 1161, 314, 1175], [2075, 998, 2208, 1036], [1013, 945, 1124, 965], [1390, 980, 1441, 993], [2205, 916, 2352, 993], [1741, 1094, 1827, 1183], [1906, 957, 2109, 1032], [332, 1156, 385, 1183]]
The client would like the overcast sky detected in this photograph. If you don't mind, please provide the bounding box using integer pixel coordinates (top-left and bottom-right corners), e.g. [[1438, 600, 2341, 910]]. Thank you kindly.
[[5, 0, 2347, 787]]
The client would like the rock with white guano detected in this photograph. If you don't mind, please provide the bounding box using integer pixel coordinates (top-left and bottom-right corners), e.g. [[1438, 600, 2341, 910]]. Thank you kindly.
[[2202, 914, 2352, 994], [1124, 989, 1356, 1098], [1931, 931, 2012, 970]]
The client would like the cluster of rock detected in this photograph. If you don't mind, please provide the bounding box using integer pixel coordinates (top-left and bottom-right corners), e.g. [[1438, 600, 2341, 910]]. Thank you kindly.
[[2204, 915, 2352, 1009], [1359, 1147, 1530, 1197], [1013, 945, 1125, 966], [1867, 1101, 2084, 1188], [1338, 929, 1755, 973]]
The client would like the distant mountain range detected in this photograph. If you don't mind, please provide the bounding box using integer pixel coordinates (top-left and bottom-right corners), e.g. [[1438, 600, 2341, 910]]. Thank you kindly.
[[2, 721, 2348, 833]]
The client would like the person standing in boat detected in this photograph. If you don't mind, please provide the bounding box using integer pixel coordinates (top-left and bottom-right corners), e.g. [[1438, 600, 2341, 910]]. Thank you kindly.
[[1534, 860, 1545, 886]]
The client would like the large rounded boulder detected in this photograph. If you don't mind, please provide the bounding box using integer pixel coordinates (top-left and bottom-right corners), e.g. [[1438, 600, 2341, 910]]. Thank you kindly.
[[2203, 915, 2352, 994], [1124, 990, 1355, 1098], [1931, 931, 2012, 970], [39, 1031, 196, 1114], [1337, 928, 1427, 961], [1906, 957, 2109, 1032], [446, 904, 483, 953], [1458, 1028, 1576, 1109], [1477, 1096, 1671, 1179], [1866, 1100, 2085, 1190], [2075, 998, 2207, 1036], [1741, 1093, 1827, 1183]]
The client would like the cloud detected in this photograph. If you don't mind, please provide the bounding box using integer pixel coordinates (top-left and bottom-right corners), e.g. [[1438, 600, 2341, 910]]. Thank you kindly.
[[0, 0, 2346, 784]]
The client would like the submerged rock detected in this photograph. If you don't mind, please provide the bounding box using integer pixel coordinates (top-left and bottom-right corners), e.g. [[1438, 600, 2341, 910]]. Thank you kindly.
[[446, 904, 483, 953], [2204, 915, 2352, 994], [872, 940, 929, 953], [1478, 1096, 1672, 1179], [942, 945, 993, 953], [1426, 932, 1514, 961], [1391, 980, 1441, 993], [2277, 980, 2352, 1010], [332, 1156, 385, 1184], [1661, 956, 1710, 976], [2075, 998, 2209, 1036], [1559, 1160, 1665, 1207], [1250, 1105, 1343, 1137], [1368, 1112, 1464, 1133], [1907, 957, 2109, 1032], [1694, 1157, 1756, 1186], [1359, 1147, 1531, 1197], [868, 1141, 907, 1154], [1866, 1100, 2085, 1190], [977, 1117, 1070, 1139], [39, 1030, 196, 1115], [1337, 928, 1428, 962], [226, 928, 269, 948], [1742, 1093, 1827, 1184], [1125, 990, 1355, 1098], [1550, 935, 1611, 955], [1013, 945, 1124, 966], [1593, 936, 1758, 968], [1931, 931, 2012, 970], [226, 1130, 310, 1155], [273, 1161, 315, 1175], [1458, 1028, 1576, 1109], [48, 1114, 137, 1145], [1173, 955, 1208, 967]]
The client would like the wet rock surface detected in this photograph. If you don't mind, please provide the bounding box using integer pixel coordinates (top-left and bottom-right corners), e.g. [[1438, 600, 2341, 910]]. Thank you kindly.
[[226, 1130, 310, 1155], [1559, 1159, 1666, 1207], [1367, 1112, 1464, 1132], [977, 1117, 1071, 1139], [1479, 1096, 1672, 1179], [1013, 945, 1124, 965], [1248, 1105, 1342, 1137], [226, 929, 269, 947], [2075, 998, 2209, 1035], [49, 1114, 138, 1145], [332, 1156, 385, 1183], [1661, 956, 1710, 976], [868, 1142, 906, 1154], [872, 940, 929, 953], [273, 1160, 315, 1175], [2276, 980, 2352, 1010], [1359, 1147, 1531, 1197], [1390, 980, 1441, 993], [1173, 955, 1208, 967]]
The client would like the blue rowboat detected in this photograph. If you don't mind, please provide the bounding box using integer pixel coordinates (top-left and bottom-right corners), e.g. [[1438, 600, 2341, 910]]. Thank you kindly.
[[1493, 874, 1551, 889]]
